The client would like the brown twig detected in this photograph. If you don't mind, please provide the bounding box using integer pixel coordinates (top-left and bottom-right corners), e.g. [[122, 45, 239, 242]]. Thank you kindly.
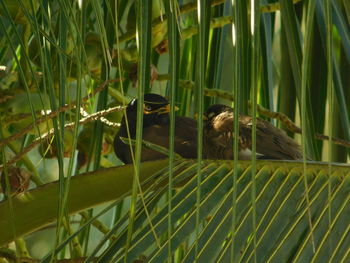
[[0, 79, 122, 148], [0, 105, 124, 171], [0, 95, 14, 103], [255, 104, 350, 148], [158, 74, 350, 149]]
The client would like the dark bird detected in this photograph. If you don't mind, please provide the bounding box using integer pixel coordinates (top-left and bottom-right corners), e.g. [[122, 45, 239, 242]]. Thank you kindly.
[[114, 93, 197, 164], [203, 104, 302, 160]]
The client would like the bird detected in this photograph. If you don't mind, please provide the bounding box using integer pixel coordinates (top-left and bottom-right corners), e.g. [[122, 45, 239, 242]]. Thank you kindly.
[[203, 104, 302, 160], [114, 93, 197, 164]]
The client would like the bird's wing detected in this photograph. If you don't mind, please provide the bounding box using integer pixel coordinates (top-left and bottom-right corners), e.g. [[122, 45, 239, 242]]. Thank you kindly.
[[212, 112, 302, 160], [142, 117, 197, 159], [173, 117, 197, 158], [239, 116, 302, 160], [174, 117, 197, 142]]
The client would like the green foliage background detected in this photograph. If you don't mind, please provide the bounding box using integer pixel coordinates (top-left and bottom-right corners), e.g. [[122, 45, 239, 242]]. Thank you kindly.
[[0, 0, 349, 262]]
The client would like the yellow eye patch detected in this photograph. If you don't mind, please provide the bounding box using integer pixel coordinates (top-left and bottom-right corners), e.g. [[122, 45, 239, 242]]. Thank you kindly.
[[143, 104, 179, 114]]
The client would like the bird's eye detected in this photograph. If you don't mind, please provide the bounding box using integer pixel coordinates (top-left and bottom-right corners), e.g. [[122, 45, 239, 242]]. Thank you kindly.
[[144, 104, 152, 111]]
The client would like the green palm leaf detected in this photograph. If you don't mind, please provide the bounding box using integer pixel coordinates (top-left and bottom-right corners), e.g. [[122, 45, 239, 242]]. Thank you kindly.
[[1, 0, 350, 262], [1, 160, 349, 262]]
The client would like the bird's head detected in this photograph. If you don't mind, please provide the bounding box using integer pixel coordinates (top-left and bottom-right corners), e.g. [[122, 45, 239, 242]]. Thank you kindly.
[[203, 104, 233, 123], [126, 93, 178, 127]]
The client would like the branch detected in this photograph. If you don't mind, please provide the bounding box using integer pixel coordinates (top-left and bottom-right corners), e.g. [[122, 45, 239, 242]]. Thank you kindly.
[[0, 79, 122, 148], [0, 105, 124, 172], [157, 74, 350, 149]]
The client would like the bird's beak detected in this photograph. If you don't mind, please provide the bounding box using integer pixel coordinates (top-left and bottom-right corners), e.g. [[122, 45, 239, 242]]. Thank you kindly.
[[143, 104, 179, 115], [157, 104, 179, 114]]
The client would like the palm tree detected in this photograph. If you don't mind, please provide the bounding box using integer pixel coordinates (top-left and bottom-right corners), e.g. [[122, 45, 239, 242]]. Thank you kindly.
[[0, 0, 349, 262]]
